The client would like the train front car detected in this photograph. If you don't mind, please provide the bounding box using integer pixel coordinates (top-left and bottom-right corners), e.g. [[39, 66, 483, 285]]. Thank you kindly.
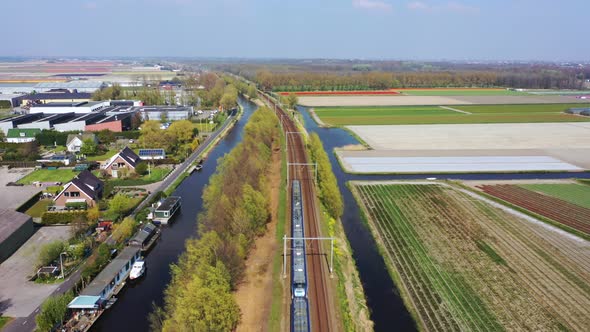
[[291, 180, 308, 298]]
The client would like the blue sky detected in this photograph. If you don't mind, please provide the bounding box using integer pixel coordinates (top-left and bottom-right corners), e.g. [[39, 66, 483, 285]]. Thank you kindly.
[[1, 0, 588, 61]]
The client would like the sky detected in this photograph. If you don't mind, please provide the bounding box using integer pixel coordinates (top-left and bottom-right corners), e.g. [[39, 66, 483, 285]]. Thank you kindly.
[[1, 0, 589, 61]]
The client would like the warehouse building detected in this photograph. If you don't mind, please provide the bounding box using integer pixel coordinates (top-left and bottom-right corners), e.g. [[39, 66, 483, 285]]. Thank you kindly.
[[12, 91, 93, 107], [54, 112, 107, 132], [0, 113, 45, 134], [137, 106, 192, 121], [18, 113, 77, 130], [85, 112, 135, 132], [29, 101, 109, 114], [0, 209, 34, 264], [33, 81, 106, 93]]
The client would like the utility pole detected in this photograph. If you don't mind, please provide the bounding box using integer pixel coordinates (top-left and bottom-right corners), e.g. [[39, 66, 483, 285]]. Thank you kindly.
[[60, 252, 67, 279]]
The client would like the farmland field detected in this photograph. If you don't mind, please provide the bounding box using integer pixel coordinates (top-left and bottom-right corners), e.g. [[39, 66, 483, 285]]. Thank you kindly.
[[479, 184, 590, 235], [352, 182, 590, 331], [520, 183, 590, 209], [314, 103, 590, 125], [398, 88, 530, 96]]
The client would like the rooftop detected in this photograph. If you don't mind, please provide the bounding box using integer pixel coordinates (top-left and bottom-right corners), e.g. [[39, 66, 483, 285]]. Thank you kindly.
[[156, 196, 181, 211], [0, 209, 32, 244], [6, 128, 41, 138], [18, 92, 92, 100], [81, 246, 140, 296], [130, 223, 157, 246]]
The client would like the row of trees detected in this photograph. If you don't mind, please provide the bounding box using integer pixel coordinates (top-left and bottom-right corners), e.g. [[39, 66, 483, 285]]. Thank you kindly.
[[308, 133, 343, 219], [92, 83, 168, 105], [154, 107, 280, 331], [254, 70, 586, 91]]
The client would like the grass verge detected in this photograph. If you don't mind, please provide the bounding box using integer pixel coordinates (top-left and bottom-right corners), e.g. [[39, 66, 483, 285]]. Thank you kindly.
[[268, 127, 287, 332]]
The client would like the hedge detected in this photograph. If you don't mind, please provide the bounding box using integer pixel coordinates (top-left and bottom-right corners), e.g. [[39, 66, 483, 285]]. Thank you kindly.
[[16, 191, 42, 213], [41, 211, 88, 225]]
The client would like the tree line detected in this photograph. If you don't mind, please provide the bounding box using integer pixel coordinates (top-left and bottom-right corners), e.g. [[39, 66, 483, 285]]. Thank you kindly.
[[152, 106, 280, 331], [253, 70, 586, 91], [308, 133, 343, 219]]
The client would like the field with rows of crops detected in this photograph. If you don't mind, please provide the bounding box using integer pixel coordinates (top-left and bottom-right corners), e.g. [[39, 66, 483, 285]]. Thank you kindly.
[[352, 182, 590, 331]]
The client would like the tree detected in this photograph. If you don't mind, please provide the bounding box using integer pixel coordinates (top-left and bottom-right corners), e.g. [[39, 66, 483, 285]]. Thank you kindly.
[[35, 291, 74, 332], [109, 193, 133, 217], [220, 92, 237, 111], [38, 241, 66, 267], [283, 92, 299, 110], [111, 217, 137, 244], [135, 161, 148, 176], [141, 120, 161, 134], [168, 120, 194, 144], [87, 205, 101, 222], [247, 84, 257, 99], [80, 138, 98, 156]]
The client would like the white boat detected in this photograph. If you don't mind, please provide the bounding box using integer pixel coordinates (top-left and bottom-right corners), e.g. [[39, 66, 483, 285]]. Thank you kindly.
[[129, 260, 145, 280]]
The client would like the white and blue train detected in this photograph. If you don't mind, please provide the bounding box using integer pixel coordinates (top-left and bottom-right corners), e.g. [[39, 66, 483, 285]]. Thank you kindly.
[[291, 180, 311, 332]]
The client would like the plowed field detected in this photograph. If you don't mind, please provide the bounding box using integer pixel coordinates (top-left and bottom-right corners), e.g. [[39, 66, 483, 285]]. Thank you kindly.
[[352, 182, 590, 331]]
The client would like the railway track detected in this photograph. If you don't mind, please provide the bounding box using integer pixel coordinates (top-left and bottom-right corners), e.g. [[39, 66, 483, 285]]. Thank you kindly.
[[260, 93, 336, 332]]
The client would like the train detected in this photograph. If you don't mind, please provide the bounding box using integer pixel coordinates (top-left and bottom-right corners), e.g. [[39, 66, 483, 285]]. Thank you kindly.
[[290, 180, 311, 332], [291, 180, 308, 298]]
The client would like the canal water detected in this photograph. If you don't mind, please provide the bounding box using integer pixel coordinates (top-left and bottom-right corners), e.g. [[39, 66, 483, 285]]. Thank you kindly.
[[91, 96, 257, 331], [296, 106, 590, 332]]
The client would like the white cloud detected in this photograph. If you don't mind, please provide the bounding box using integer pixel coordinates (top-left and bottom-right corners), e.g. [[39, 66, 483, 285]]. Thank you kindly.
[[353, 0, 393, 12], [83, 2, 98, 10], [407, 1, 431, 11], [407, 1, 479, 14]]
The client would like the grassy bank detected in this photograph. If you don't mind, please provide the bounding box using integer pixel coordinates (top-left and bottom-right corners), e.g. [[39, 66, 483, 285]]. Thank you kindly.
[[268, 128, 288, 332]]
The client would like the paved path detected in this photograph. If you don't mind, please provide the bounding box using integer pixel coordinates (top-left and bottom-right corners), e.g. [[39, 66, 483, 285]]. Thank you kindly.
[[2, 114, 237, 332], [439, 105, 472, 114]]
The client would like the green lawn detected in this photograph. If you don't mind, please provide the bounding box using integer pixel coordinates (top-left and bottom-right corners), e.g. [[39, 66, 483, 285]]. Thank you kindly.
[[520, 184, 590, 209], [107, 167, 170, 186], [400, 89, 530, 96], [0, 316, 13, 329], [85, 149, 118, 162], [315, 103, 590, 125], [17, 169, 78, 185], [25, 199, 54, 218]]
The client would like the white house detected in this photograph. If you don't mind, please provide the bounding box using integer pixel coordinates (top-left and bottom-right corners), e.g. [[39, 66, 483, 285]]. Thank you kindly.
[[66, 133, 98, 153]]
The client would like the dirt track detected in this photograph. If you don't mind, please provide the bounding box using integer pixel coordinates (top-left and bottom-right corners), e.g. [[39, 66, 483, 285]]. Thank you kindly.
[[299, 95, 589, 107]]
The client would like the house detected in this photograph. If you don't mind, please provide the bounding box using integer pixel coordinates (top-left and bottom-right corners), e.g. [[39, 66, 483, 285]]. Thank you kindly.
[[102, 147, 140, 178], [5, 128, 41, 143], [66, 133, 98, 153], [53, 170, 104, 208]]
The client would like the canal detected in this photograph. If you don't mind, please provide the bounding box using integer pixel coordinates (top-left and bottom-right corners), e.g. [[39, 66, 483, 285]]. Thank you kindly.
[[296, 105, 590, 332], [91, 96, 257, 331]]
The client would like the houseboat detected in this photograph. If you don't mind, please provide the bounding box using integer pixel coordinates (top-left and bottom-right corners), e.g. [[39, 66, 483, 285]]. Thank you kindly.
[[151, 196, 181, 224], [128, 222, 160, 251]]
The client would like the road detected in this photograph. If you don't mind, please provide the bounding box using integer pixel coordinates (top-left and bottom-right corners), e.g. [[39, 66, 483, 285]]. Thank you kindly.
[[2, 112, 237, 332], [260, 93, 338, 331], [131, 110, 237, 216]]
